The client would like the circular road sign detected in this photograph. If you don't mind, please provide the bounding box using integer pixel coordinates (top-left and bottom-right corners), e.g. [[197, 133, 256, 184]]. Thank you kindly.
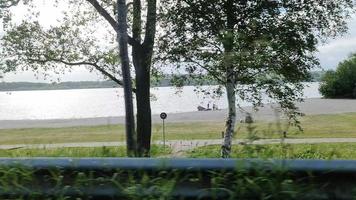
[[160, 112, 167, 120]]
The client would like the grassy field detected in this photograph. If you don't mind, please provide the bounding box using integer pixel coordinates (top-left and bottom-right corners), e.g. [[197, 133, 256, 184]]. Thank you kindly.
[[0, 145, 171, 157], [0, 113, 356, 145], [188, 143, 356, 159], [0, 122, 225, 145], [1, 142, 356, 160]]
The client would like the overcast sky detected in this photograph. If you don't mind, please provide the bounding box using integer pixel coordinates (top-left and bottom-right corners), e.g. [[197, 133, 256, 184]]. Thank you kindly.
[[2, 2, 356, 82]]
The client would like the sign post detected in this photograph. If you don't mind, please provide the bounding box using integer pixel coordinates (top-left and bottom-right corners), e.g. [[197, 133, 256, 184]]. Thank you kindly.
[[160, 112, 167, 151]]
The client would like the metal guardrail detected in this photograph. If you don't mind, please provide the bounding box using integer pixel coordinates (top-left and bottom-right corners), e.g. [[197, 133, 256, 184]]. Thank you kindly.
[[0, 158, 355, 199]]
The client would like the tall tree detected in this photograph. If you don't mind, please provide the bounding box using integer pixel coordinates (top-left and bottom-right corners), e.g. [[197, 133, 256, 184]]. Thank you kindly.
[[117, 0, 136, 157], [159, 0, 353, 157], [0, 0, 157, 157], [131, 0, 157, 157]]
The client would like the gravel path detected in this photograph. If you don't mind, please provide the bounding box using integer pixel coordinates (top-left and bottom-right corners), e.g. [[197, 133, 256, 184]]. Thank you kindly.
[[1, 98, 356, 129]]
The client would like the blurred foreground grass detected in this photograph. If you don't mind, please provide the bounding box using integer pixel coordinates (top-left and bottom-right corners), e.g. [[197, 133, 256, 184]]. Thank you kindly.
[[189, 143, 356, 159], [0, 145, 171, 157]]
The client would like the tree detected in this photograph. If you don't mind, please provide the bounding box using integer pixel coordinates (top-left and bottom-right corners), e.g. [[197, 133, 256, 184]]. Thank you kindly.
[[0, 0, 157, 157], [159, 0, 353, 157], [319, 55, 356, 99], [117, 0, 136, 157]]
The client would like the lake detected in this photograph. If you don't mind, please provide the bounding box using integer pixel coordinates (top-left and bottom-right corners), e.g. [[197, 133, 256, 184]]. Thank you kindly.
[[0, 83, 321, 120]]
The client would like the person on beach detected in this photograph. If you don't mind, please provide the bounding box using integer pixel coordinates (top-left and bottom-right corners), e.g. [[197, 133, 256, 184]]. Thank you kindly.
[[213, 104, 218, 110]]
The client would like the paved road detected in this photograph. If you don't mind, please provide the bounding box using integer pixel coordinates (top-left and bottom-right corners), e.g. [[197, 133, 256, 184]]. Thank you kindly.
[[1, 98, 356, 129], [3, 138, 356, 155]]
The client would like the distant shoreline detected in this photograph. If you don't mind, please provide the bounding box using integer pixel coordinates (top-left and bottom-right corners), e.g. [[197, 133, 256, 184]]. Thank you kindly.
[[0, 84, 194, 93], [1, 98, 356, 129], [0, 81, 119, 92], [0, 73, 323, 92], [0, 78, 215, 92]]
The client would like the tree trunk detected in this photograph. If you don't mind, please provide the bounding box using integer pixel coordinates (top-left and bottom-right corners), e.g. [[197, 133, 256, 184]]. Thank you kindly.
[[132, 54, 152, 158], [221, 0, 237, 158], [117, 0, 136, 157], [131, 0, 156, 157], [135, 61, 152, 157], [221, 80, 237, 158]]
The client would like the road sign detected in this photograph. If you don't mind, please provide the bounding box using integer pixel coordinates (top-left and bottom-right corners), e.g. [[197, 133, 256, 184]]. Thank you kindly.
[[160, 112, 167, 120], [160, 112, 167, 152]]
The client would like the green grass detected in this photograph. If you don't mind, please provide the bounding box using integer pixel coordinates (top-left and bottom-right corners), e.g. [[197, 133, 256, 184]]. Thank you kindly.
[[0, 145, 171, 157], [0, 125, 127, 145], [189, 143, 356, 159], [1, 113, 356, 145], [0, 122, 225, 145], [291, 113, 356, 138], [235, 112, 356, 139]]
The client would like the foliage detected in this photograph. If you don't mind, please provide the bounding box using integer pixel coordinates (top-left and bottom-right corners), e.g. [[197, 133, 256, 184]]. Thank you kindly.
[[0, 165, 177, 200], [319, 55, 356, 98], [159, 0, 353, 123], [189, 143, 356, 160], [0, 145, 171, 157], [0, 160, 322, 200], [0, 0, 159, 157], [0, 0, 21, 18], [1, 2, 121, 83], [0, 0, 20, 8]]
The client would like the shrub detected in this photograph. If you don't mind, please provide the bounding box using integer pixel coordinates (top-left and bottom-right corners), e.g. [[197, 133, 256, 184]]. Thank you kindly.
[[319, 55, 356, 98]]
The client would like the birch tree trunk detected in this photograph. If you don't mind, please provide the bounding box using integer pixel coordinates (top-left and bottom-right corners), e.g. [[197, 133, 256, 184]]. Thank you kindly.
[[117, 0, 136, 157], [221, 0, 237, 158], [221, 77, 237, 158], [221, 41, 237, 159]]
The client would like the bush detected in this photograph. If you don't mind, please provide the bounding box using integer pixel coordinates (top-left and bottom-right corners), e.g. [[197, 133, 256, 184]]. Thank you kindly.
[[319, 55, 356, 98]]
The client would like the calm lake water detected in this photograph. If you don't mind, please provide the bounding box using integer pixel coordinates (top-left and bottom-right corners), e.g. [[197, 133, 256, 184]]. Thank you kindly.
[[0, 83, 321, 120]]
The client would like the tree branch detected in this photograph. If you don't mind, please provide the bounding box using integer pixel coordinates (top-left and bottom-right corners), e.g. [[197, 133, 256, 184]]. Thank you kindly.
[[185, 58, 225, 83], [132, 0, 142, 43], [143, 0, 157, 49], [27, 57, 137, 92], [0, 0, 20, 8], [85, 0, 136, 46]]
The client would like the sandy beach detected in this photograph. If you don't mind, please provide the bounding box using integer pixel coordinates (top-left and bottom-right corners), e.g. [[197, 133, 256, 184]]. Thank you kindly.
[[1, 98, 356, 129]]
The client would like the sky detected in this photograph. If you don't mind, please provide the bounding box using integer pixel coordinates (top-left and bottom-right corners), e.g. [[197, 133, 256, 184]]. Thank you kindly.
[[316, 16, 356, 70], [2, 1, 356, 82]]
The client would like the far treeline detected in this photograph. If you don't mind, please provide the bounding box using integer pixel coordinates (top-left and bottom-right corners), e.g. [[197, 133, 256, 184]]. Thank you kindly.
[[0, 72, 324, 92], [0, 76, 214, 91]]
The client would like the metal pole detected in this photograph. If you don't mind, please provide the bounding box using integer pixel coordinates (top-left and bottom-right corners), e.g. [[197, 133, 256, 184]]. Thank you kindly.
[[163, 119, 166, 151]]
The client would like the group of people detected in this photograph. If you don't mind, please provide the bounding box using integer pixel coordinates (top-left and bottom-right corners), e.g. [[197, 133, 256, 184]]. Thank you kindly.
[[197, 103, 219, 111]]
